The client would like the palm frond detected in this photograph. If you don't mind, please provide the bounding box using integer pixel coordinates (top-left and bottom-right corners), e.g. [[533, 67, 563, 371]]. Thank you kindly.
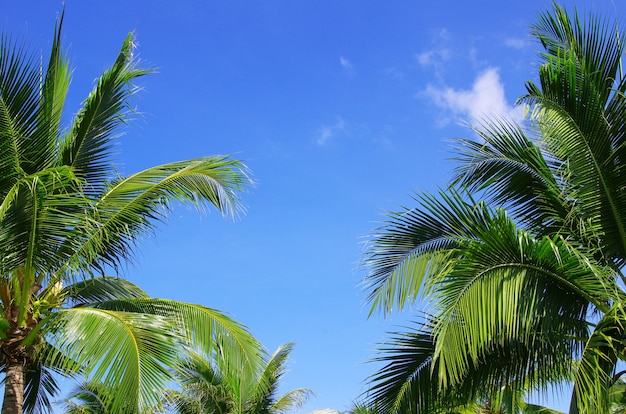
[[362, 189, 483, 316], [58, 32, 151, 189], [25, 11, 70, 176], [0, 31, 39, 193], [60, 276, 148, 307], [569, 307, 626, 413], [59, 156, 251, 277], [32, 307, 179, 414], [22, 361, 60, 414], [88, 297, 264, 377]]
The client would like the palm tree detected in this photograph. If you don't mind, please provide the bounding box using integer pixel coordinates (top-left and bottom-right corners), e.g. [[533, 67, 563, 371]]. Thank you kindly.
[[362, 4, 626, 413], [0, 13, 263, 414], [164, 343, 314, 414]]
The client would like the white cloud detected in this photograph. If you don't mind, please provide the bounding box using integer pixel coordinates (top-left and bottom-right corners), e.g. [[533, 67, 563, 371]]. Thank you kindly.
[[416, 49, 450, 67], [315, 117, 346, 146], [503, 37, 528, 49], [423, 68, 524, 123], [339, 56, 354, 74]]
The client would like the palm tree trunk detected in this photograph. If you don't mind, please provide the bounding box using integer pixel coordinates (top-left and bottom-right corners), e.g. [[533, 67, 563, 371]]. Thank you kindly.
[[2, 357, 25, 414]]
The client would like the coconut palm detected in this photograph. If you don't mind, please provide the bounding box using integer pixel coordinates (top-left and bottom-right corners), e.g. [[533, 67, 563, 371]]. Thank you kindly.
[[0, 14, 262, 414], [362, 4, 626, 413], [164, 343, 314, 414]]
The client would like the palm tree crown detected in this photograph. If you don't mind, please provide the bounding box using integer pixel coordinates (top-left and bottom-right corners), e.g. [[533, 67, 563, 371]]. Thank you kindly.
[[362, 4, 626, 413], [0, 13, 262, 414]]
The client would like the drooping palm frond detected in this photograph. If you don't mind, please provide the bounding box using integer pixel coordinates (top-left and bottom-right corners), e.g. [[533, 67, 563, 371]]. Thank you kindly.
[[430, 210, 617, 390], [57, 155, 251, 280], [363, 189, 488, 316], [20, 361, 60, 414], [569, 306, 626, 414], [364, 321, 440, 414], [60, 276, 148, 307], [31, 307, 178, 414], [88, 297, 264, 379], [363, 187, 618, 410]]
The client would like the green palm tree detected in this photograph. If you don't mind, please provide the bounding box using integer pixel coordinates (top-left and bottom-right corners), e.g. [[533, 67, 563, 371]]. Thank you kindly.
[[164, 343, 314, 414], [0, 14, 262, 414], [362, 4, 626, 413]]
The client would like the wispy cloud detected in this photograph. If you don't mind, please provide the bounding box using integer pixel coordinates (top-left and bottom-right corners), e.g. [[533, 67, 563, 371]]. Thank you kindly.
[[339, 56, 354, 75], [416, 49, 450, 67], [315, 117, 346, 146], [503, 37, 528, 49], [423, 68, 524, 123]]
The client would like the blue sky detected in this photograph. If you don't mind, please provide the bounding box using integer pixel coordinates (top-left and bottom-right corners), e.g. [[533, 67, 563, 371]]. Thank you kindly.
[[2, 1, 624, 412]]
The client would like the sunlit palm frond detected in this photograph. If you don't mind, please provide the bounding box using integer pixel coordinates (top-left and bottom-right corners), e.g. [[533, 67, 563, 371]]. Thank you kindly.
[[451, 118, 573, 236], [0, 33, 39, 193], [432, 215, 615, 389], [32, 307, 178, 414], [58, 32, 151, 189], [363, 189, 489, 316], [88, 297, 264, 377], [0, 167, 87, 283], [59, 156, 251, 277], [251, 343, 314, 414], [519, 4, 626, 267], [60, 276, 148, 307], [61, 381, 121, 414], [26, 12, 70, 176]]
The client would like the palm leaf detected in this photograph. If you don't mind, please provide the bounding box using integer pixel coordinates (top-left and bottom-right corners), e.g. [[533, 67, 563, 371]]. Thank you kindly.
[[58, 31, 151, 189], [60, 276, 148, 307], [59, 156, 251, 277], [88, 297, 264, 377], [32, 307, 178, 414]]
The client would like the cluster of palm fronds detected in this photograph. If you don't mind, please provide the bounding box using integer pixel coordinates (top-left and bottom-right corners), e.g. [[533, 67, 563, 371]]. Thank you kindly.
[[0, 11, 310, 414], [360, 4, 626, 413]]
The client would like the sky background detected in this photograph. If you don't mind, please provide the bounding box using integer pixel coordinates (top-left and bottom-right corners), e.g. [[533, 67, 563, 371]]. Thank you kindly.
[[2, 1, 624, 412]]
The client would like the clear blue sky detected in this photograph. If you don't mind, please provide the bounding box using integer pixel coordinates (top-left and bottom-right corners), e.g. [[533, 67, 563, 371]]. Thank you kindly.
[[2, 1, 623, 412]]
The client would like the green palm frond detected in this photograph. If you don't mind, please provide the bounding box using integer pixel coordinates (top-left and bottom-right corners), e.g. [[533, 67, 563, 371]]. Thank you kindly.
[[58, 32, 151, 188], [0, 33, 39, 193], [60, 277, 148, 306], [518, 3, 626, 267], [569, 307, 626, 414], [0, 167, 86, 278], [26, 12, 70, 176], [168, 342, 309, 414], [59, 155, 251, 278], [451, 118, 573, 236], [89, 297, 264, 376], [22, 361, 60, 414], [0, 11, 258, 414], [61, 381, 122, 414], [252, 343, 314, 414], [364, 321, 440, 414], [33, 307, 178, 414], [363, 189, 484, 316]]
